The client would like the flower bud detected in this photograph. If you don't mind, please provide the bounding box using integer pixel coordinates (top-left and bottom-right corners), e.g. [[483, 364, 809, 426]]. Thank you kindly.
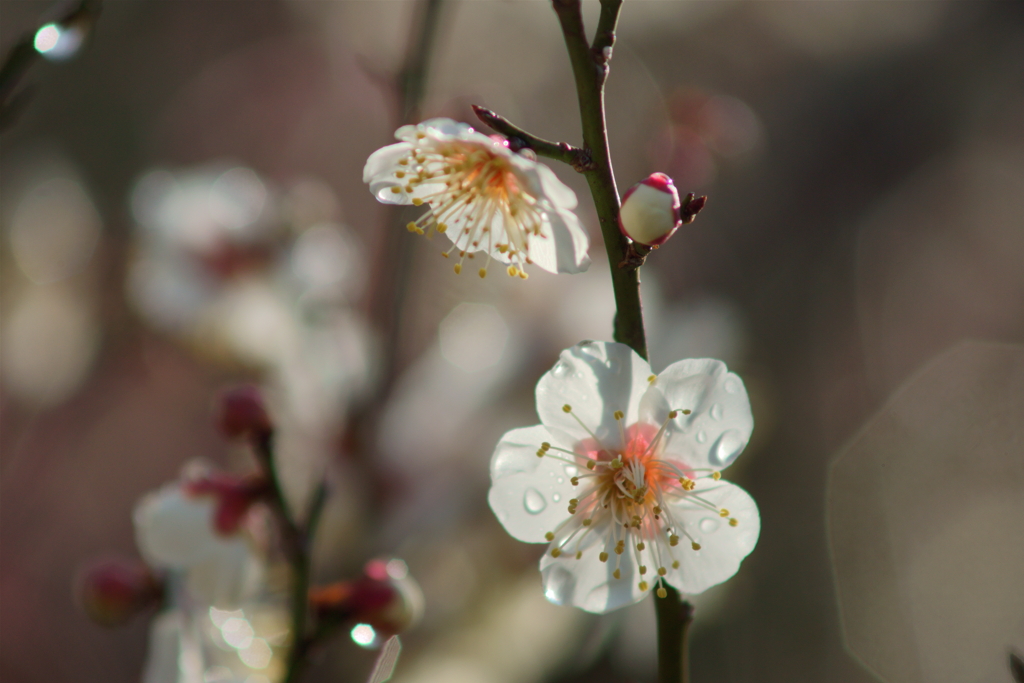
[[216, 385, 272, 441], [76, 558, 162, 627], [310, 559, 423, 637], [618, 173, 682, 246], [183, 472, 269, 535]]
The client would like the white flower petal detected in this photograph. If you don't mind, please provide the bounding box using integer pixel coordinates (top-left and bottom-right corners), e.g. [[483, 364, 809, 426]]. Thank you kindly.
[[539, 516, 643, 613], [639, 358, 753, 470], [488, 425, 579, 543], [134, 486, 221, 568], [536, 341, 652, 450], [363, 142, 414, 203], [664, 479, 759, 595], [533, 163, 578, 210]]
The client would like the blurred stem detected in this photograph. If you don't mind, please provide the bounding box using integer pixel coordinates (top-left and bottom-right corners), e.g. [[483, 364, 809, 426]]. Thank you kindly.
[[551, 0, 647, 360], [552, 1, 693, 681], [655, 587, 694, 683], [253, 434, 311, 683], [0, 0, 102, 131]]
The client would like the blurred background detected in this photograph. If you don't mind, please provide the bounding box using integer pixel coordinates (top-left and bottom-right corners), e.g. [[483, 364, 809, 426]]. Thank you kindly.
[[2, 1, 1023, 682]]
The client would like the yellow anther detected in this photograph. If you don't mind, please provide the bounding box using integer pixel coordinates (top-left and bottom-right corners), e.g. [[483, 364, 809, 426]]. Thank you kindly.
[[658, 567, 667, 576], [679, 478, 696, 491], [441, 251, 450, 258], [390, 186, 402, 194], [575, 551, 582, 560], [567, 505, 576, 514], [613, 410, 624, 420], [672, 560, 680, 569], [453, 264, 462, 275], [412, 197, 423, 206], [636, 542, 646, 551], [395, 171, 406, 178], [669, 534, 680, 546], [613, 569, 621, 580], [406, 222, 418, 232], [551, 548, 561, 558], [404, 185, 413, 193], [479, 268, 487, 278], [712, 471, 721, 481], [536, 449, 545, 458], [582, 518, 592, 527], [518, 271, 529, 280], [639, 581, 649, 591], [719, 508, 730, 517], [615, 545, 624, 555], [570, 477, 579, 486], [669, 410, 679, 419], [691, 542, 701, 551], [507, 265, 518, 277], [416, 132, 427, 139], [437, 223, 447, 233], [599, 552, 609, 562], [682, 409, 692, 415], [729, 518, 739, 527], [545, 532, 555, 541], [562, 404, 572, 413], [653, 506, 662, 515], [398, 158, 409, 165], [497, 244, 508, 253], [657, 587, 668, 598], [586, 460, 596, 470], [639, 566, 648, 575], [648, 375, 657, 384], [569, 498, 579, 506]]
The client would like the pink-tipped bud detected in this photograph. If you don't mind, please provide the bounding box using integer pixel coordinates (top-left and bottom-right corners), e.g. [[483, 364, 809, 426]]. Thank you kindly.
[[618, 173, 682, 246], [183, 473, 269, 535], [310, 558, 424, 637], [75, 558, 162, 627], [216, 385, 272, 441]]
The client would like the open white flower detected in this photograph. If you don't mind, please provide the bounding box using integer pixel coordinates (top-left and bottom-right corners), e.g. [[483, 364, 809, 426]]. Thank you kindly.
[[363, 118, 591, 278], [488, 341, 759, 613]]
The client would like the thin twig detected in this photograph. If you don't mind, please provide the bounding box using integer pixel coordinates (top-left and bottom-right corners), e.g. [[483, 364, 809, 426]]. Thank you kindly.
[[471, 105, 592, 170], [551, 2, 695, 681]]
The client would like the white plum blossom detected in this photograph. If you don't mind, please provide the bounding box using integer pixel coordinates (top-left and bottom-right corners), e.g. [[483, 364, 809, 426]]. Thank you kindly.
[[363, 118, 591, 278], [488, 341, 759, 613]]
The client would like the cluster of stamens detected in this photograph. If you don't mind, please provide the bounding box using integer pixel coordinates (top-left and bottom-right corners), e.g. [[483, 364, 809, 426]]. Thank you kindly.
[[392, 131, 547, 279], [536, 398, 739, 597]]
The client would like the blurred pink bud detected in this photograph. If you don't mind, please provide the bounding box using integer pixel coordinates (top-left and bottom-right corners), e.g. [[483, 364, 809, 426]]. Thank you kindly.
[[618, 173, 682, 246], [310, 559, 424, 636], [183, 473, 269, 535], [76, 558, 161, 627], [216, 385, 272, 440]]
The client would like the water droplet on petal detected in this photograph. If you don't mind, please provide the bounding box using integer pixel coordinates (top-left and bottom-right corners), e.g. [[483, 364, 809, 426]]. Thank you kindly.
[[710, 429, 747, 468], [552, 360, 571, 377], [524, 488, 547, 514], [552, 493, 561, 502], [696, 430, 707, 444], [556, 477, 564, 485], [543, 564, 576, 605], [564, 465, 578, 477], [710, 403, 723, 421], [700, 518, 720, 533], [724, 378, 739, 394]]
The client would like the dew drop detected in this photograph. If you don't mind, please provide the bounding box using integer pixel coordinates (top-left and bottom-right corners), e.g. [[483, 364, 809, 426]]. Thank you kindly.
[[552, 493, 561, 502], [552, 360, 571, 378], [564, 465, 578, 477], [556, 477, 564, 485], [710, 429, 747, 468], [724, 378, 739, 394], [543, 564, 577, 604], [699, 518, 720, 533], [696, 430, 707, 444], [524, 488, 547, 514], [710, 403, 724, 421]]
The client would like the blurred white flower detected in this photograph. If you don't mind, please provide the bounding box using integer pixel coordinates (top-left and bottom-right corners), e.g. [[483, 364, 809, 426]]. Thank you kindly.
[[135, 469, 289, 683], [363, 118, 590, 277], [488, 341, 759, 613]]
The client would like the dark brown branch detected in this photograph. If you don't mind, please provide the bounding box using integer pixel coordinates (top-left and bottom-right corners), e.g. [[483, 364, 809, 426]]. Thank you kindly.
[[471, 105, 592, 171]]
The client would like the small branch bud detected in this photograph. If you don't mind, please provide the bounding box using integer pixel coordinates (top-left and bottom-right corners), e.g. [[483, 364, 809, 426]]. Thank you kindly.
[[216, 385, 272, 441], [75, 558, 162, 627], [680, 193, 707, 224]]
